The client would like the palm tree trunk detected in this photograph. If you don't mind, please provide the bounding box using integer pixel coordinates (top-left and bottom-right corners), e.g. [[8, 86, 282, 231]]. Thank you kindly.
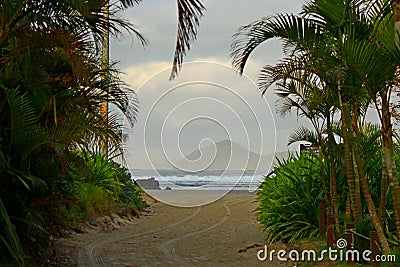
[[346, 194, 352, 217], [318, 137, 330, 208], [381, 95, 400, 247], [351, 100, 363, 219], [379, 155, 388, 224], [101, 0, 110, 156], [350, 114, 391, 254], [338, 88, 362, 221], [353, 145, 391, 254], [394, 0, 400, 46], [327, 114, 339, 231]]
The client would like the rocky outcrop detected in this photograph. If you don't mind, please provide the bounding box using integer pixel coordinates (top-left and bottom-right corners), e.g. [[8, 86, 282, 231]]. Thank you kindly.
[[136, 177, 161, 190]]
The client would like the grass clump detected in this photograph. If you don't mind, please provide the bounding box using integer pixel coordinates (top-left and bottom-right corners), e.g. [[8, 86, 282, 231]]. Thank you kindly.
[[256, 154, 323, 244], [59, 153, 147, 226]]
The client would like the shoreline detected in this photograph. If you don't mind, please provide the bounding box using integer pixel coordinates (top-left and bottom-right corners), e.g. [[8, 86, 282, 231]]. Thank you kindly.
[[143, 188, 258, 207]]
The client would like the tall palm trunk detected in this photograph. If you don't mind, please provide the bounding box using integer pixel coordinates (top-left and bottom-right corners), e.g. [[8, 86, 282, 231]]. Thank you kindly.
[[379, 154, 388, 224], [395, 0, 400, 46], [353, 143, 391, 254], [350, 115, 391, 254], [317, 134, 330, 208], [381, 95, 400, 247], [338, 87, 362, 220], [351, 100, 363, 218], [327, 114, 339, 231], [101, 0, 110, 156]]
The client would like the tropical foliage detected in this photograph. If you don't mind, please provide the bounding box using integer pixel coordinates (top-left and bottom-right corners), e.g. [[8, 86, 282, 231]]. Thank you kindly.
[[0, 0, 205, 265], [257, 154, 324, 243], [232, 0, 400, 253], [62, 153, 148, 226]]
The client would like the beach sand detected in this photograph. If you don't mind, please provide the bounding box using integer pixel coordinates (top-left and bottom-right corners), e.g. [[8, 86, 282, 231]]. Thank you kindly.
[[54, 191, 286, 266]]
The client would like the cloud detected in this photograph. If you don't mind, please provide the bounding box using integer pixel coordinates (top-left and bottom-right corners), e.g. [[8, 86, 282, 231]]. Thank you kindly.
[[111, 0, 305, 69], [114, 0, 308, 169], [121, 59, 275, 165], [122, 61, 171, 89], [121, 56, 270, 89]]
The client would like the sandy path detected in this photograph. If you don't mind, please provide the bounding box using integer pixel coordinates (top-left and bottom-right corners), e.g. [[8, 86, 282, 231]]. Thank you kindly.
[[55, 193, 284, 266]]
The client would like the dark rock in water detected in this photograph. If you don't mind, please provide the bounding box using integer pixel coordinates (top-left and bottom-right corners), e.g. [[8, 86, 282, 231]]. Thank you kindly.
[[136, 177, 160, 190], [165, 186, 172, 190]]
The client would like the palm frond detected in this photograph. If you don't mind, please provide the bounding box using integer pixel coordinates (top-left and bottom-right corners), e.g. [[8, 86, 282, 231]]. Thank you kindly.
[[169, 0, 205, 80], [231, 14, 323, 74], [341, 26, 397, 97], [0, 198, 25, 266], [118, 0, 143, 8], [366, 0, 394, 25], [288, 126, 319, 146], [258, 54, 309, 94], [0, 0, 148, 66], [1, 86, 38, 150]]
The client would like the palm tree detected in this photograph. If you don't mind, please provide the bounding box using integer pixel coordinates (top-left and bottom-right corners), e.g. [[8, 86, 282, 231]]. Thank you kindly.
[[349, 0, 400, 247], [230, 4, 363, 222], [231, 0, 394, 254], [231, 0, 364, 217], [258, 56, 333, 213], [99, 0, 205, 154], [0, 0, 206, 263], [1, 0, 206, 165]]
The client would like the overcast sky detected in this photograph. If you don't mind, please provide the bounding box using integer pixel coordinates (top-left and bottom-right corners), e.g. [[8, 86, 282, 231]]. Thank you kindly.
[[110, 0, 310, 170]]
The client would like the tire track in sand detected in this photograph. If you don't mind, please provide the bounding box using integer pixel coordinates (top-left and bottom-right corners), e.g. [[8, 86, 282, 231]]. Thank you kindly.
[[77, 206, 202, 267], [157, 199, 247, 266]]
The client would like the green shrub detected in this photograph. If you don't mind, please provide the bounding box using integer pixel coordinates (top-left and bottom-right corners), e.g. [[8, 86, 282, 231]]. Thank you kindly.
[[59, 205, 86, 227], [72, 182, 115, 217], [256, 154, 323, 243], [117, 169, 148, 210], [0, 199, 25, 266], [63, 153, 147, 223], [69, 153, 124, 201]]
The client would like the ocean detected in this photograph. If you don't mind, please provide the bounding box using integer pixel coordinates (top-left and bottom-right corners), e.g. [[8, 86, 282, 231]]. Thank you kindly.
[[131, 169, 266, 191]]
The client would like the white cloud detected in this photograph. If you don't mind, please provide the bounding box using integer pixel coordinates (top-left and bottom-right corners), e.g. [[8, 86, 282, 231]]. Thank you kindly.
[[121, 56, 269, 90], [122, 61, 171, 89], [114, 1, 308, 169]]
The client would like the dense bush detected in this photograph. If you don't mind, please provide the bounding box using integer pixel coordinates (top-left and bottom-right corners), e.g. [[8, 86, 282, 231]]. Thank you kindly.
[[256, 146, 400, 246], [0, 151, 148, 266], [0, 199, 25, 266], [0, 0, 203, 264], [118, 170, 148, 210], [61, 153, 147, 224], [256, 154, 324, 243]]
